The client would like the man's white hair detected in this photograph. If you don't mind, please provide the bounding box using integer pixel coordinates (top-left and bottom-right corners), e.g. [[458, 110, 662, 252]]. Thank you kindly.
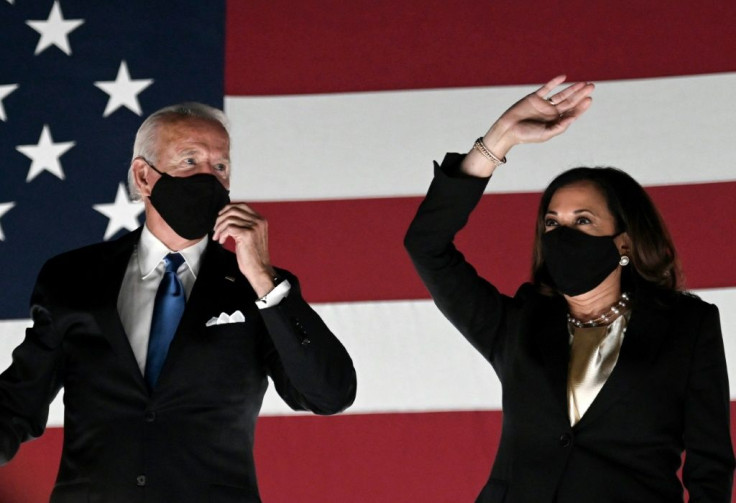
[[128, 102, 230, 201]]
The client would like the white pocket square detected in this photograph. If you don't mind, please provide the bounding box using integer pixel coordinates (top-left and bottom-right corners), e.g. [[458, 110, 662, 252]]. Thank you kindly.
[[206, 310, 245, 327]]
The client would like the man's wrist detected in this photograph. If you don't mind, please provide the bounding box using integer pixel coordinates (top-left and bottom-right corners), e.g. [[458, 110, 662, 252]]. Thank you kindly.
[[243, 266, 278, 297], [255, 278, 291, 309]]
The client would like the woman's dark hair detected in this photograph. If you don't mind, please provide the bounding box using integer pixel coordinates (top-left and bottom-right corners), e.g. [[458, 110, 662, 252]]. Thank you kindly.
[[531, 167, 681, 294]]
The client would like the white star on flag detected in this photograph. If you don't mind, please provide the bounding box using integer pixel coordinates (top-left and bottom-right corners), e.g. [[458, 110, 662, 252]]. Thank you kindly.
[[15, 125, 75, 182], [0, 202, 15, 241], [0, 84, 18, 122], [93, 183, 144, 240], [94, 61, 154, 117], [26, 1, 85, 56]]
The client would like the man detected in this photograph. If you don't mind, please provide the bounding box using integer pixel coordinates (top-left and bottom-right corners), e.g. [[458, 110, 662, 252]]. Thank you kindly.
[[0, 103, 357, 502]]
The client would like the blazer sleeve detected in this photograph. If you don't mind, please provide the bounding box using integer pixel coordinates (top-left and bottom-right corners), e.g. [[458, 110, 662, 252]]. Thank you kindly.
[[0, 261, 65, 465], [257, 271, 356, 415], [403, 153, 517, 378], [682, 302, 735, 502]]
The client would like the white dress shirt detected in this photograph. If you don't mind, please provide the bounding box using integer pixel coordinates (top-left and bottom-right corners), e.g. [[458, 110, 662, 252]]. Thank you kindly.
[[117, 225, 292, 375], [117, 225, 207, 375]]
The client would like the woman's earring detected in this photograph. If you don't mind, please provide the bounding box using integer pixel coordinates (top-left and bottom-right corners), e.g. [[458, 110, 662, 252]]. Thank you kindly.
[[619, 255, 630, 267]]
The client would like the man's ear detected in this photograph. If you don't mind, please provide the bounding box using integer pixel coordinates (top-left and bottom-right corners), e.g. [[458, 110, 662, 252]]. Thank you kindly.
[[132, 157, 154, 198]]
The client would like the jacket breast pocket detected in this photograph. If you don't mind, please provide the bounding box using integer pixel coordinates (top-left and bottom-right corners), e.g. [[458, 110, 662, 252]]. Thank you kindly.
[[192, 324, 265, 388]]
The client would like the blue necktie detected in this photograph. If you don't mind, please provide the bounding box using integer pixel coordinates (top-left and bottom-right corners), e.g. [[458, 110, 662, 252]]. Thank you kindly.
[[145, 253, 186, 390]]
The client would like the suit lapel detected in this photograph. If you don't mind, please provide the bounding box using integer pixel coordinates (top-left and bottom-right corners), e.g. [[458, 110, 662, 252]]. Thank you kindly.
[[154, 240, 254, 389], [91, 228, 148, 389], [176, 239, 244, 331]]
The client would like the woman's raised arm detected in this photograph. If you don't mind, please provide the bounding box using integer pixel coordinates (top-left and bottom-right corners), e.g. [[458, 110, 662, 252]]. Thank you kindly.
[[460, 75, 595, 177]]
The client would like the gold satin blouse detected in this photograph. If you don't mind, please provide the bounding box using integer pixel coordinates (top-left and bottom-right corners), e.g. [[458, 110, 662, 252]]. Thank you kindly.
[[567, 312, 631, 426]]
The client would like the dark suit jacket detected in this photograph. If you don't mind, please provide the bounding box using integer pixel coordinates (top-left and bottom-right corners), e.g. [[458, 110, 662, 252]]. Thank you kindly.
[[404, 154, 734, 503], [0, 228, 356, 502]]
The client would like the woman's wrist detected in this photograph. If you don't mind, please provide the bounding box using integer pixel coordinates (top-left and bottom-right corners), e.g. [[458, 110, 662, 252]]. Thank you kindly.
[[459, 120, 515, 178], [460, 148, 496, 178], [483, 118, 515, 158]]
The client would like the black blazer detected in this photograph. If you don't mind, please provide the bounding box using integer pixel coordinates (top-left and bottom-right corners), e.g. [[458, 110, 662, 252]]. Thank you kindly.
[[404, 154, 734, 503], [0, 228, 356, 503]]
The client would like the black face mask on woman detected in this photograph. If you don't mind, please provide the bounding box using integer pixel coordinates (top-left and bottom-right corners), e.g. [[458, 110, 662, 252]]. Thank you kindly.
[[147, 164, 230, 240], [540, 226, 622, 296]]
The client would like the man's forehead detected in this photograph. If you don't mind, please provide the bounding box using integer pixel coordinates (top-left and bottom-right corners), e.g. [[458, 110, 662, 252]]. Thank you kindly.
[[156, 116, 230, 149], [159, 115, 228, 134]]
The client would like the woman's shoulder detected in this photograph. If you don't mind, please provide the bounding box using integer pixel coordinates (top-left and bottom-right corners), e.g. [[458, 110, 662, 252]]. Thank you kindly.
[[635, 285, 717, 319], [676, 290, 714, 306], [673, 291, 720, 319]]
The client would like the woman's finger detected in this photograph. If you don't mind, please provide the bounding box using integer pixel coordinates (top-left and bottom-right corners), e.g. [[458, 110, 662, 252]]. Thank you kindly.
[[555, 83, 595, 114], [535, 75, 568, 98]]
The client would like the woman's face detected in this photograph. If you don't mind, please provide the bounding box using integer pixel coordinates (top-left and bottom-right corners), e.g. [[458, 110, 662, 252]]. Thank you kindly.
[[544, 181, 617, 237]]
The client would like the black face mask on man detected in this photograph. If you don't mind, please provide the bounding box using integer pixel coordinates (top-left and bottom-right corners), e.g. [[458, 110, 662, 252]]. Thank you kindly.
[[146, 163, 230, 240], [540, 226, 622, 296]]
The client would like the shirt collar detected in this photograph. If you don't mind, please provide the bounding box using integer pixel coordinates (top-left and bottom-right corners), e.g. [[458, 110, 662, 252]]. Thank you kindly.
[[138, 225, 208, 279]]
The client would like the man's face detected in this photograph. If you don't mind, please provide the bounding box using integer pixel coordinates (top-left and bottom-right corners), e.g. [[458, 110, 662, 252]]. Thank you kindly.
[[151, 116, 231, 190]]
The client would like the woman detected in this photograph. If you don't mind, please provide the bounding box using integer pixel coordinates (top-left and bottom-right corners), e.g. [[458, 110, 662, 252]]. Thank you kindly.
[[404, 76, 734, 502]]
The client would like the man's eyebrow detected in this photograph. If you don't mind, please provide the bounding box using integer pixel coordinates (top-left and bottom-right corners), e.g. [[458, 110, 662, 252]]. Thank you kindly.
[[175, 149, 201, 157]]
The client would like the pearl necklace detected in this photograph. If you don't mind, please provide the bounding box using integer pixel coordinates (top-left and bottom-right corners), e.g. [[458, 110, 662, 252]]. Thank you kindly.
[[567, 292, 630, 328]]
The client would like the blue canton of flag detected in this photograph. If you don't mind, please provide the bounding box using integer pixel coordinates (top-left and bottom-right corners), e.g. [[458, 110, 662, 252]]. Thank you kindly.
[[0, 1, 225, 319]]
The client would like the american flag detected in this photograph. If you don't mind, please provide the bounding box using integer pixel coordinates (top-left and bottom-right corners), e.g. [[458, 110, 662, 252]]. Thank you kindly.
[[1, 1, 735, 501]]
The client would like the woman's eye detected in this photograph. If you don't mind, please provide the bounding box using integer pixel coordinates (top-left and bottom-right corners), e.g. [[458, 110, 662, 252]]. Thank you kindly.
[[544, 219, 558, 227], [575, 216, 591, 225]]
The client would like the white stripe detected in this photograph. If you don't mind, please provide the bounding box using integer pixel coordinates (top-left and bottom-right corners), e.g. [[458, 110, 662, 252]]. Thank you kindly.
[[226, 72, 736, 201], [2, 287, 733, 426], [262, 298, 503, 415], [262, 286, 736, 414]]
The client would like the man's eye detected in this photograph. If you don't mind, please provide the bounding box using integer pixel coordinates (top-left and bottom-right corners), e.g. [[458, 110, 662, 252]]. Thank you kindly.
[[184, 158, 196, 166], [214, 163, 227, 172]]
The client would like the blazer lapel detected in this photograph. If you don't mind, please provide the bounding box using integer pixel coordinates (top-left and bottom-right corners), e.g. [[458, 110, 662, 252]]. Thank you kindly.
[[531, 295, 571, 420], [573, 296, 672, 429]]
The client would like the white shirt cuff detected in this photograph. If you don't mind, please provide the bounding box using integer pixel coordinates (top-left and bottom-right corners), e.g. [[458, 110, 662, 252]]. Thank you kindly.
[[255, 279, 291, 309]]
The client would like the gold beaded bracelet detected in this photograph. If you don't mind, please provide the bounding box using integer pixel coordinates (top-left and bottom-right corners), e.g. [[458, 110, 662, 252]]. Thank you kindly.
[[473, 137, 507, 167]]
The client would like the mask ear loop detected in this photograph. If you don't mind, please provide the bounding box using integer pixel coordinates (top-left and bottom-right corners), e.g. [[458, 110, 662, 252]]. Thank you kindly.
[[135, 156, 165, 176]]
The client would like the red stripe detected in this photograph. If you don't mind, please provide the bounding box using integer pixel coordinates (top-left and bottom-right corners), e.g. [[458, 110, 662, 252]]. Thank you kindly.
[[247, 181, 736, 303], [256, 411, 500, 501], [225, 1, 736, 95], [4, 406, 736, 502], [648, 182, 736, 292], [0, 427, 61, 503], [0, 414, 498, 502]]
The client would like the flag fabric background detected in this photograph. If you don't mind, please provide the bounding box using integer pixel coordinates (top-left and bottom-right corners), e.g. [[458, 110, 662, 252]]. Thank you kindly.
[[1, 1, 735, 502]]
